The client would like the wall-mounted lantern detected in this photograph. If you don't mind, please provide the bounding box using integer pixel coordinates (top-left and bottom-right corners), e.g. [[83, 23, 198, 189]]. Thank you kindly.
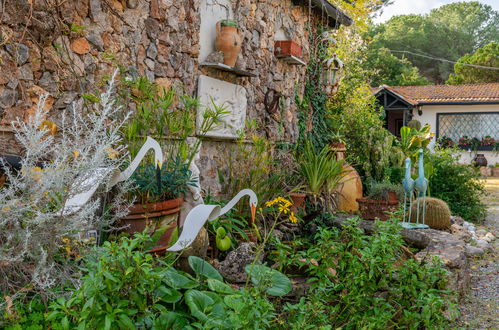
[[321, 54, 344, 96]]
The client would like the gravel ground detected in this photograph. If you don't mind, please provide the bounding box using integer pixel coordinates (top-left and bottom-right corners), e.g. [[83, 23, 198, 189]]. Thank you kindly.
[[457, 177, 499, 329]]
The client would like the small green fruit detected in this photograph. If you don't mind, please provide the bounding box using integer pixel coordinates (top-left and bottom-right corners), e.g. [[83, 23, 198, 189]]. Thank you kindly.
[[216, 236, 231, 251], [216, 227, 227, 238]]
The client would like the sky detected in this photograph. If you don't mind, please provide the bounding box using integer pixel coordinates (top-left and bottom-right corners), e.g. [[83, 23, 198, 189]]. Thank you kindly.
[[374, 0, 499, 23]]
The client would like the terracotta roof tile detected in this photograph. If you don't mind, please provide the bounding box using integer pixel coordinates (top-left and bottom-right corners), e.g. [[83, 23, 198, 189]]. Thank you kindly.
[[378, 83, 499, 104]]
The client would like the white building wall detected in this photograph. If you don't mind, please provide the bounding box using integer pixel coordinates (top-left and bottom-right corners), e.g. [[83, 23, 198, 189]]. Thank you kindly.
[[412, 103, 499, 166]]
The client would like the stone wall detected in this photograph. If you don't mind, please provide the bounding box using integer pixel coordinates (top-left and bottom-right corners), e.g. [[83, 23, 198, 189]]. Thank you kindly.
[[0, 0, 335, 195]]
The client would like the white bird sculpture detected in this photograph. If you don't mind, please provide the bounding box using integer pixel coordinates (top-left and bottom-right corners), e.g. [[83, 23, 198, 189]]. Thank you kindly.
[[58, 137, 163, 216], [167, 189, 258, 251]]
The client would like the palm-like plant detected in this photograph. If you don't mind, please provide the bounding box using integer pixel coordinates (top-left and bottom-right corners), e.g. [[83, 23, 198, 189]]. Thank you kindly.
[[296, 141, 347, 199]]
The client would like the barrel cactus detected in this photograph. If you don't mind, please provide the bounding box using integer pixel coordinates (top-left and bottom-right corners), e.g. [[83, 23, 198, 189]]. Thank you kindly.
[[407, 120, 422, 130], [410, 197, 451, 230]]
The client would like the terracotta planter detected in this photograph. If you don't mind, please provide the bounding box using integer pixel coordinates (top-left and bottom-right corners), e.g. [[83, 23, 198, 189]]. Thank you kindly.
[[290, 192, 306, 213], [493, 167, 499, 177], [120, 197, 183, 251], [215, 21, 242, 67], [356, 198, 399, 221], [333, 146, 363, 213], [274, 40, 303, 58]]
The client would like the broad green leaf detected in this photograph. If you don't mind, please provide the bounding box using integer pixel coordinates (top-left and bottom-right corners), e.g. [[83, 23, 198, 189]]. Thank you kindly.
[[162, 268, 198, 289], [245, 264, 292, 296], [154, 285, 182, 303], [184, 290, 214, 322], [207, 278, 236, 294], [188, 256, 223, 281]]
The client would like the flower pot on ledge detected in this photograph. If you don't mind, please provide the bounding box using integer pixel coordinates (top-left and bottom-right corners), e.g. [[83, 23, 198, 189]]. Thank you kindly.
[[119, 197, 183, 251], [356, 198, 399, 221]]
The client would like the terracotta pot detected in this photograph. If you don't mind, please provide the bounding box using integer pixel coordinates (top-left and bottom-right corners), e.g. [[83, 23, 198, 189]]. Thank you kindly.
[[290, 192, 306, 213], [215, 21, 242, 67], [387, 191, 399, 202], [493, 167, 499, 177], [473, 154, 487, 167], [274, 40, 303, 58], [120, 197, 183, 251], [356, 198, 399, 221], [480, 166, 492, 177], [333, 147, 363, 212]]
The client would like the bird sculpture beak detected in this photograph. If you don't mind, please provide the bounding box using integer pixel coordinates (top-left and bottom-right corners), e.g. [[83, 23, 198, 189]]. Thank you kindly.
[[250, 204, 256, 224], [157, 160, 162, 169]]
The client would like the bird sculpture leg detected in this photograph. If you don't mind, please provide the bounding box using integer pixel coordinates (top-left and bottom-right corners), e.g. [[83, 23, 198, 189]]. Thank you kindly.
[[416, 193, 421, 225], [403, 192, 407, 221], [421, 191, 426, 225], [408, 192, 413, 223]]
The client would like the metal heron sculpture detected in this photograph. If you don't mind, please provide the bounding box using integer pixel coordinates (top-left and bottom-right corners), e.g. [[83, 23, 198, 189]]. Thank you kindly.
[[414, 149, 428, 226], [402, 157, 414, 222]]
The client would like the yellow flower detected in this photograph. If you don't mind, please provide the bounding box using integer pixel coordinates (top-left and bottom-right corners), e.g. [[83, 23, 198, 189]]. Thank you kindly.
[[72, 150, 80, 160], [289, 212, 298, 224]]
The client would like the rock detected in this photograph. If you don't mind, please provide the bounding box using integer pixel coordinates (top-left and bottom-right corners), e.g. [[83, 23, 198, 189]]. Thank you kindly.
[[216, 242, 263, 283], [39, 72, 57, 93], [468, 225, 476, 232], [465, 245, 484, 256], [5, 43, 29, 65], [19, 64, 34, 80], [145, 18, 160, 40], [86, 33, 104, 51], [476, 239, 489, 249], [483, 233, 495, 242], [145, 58, 155, 70], [7, 79, 19, 89], [450, 216, 464, 225], [53, 92, 78, 109], [0, 89, 18, 108], [147, 43, 158, 59], [476, 229, 487, 237], [70, 38, 91, 55], [89, 0, 105, 23], [450, 224, 471, 242], [126, 0, 139, 9]]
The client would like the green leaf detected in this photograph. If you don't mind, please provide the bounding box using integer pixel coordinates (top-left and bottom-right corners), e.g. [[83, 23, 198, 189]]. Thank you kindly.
[[118, 314, 136, 329], [184, 290, 214, 322], [105, 314, 112, 330], [154, 285, 182, 303], [162, 268, 198, 289], [188, 256, 223, 281], [207, 279, 236, 294], [245, 264, 292, 296]]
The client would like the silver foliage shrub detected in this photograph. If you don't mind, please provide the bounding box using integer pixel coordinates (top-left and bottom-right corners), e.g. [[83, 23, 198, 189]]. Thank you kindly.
[[0, 71, 131, 296]]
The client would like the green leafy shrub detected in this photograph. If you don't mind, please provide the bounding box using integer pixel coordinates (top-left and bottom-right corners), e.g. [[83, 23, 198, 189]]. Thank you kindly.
[[427, 149, 486, 221], [47, 233, 290, 329], [277, 218, 456, 329]]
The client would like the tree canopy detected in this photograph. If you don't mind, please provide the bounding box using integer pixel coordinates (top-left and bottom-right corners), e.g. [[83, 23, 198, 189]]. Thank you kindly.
[[366, 1, 499, 84], [447, 42, 499, 85]]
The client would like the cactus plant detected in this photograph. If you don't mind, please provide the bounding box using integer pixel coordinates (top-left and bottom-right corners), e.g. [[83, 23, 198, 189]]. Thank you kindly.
[[410, 197, 451, 230], [407, 120, 422, 130]]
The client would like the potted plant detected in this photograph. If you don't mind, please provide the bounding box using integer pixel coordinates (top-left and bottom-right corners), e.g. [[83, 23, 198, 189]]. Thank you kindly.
[[117, 76, 227, 251], [119, 157, 196, 251], [215, 19, 242, 67], [481, 135, 496, 147], [356, 182, 403, 221], [436, 136, 454, 149]]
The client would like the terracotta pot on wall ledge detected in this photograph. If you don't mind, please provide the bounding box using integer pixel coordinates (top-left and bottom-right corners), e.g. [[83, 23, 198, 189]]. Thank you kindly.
[[215, 20, 242, 67]]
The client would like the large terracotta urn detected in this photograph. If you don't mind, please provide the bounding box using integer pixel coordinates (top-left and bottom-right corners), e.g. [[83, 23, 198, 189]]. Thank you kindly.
[[332, 145, 363, 212], [215, 20, 242, 67]]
